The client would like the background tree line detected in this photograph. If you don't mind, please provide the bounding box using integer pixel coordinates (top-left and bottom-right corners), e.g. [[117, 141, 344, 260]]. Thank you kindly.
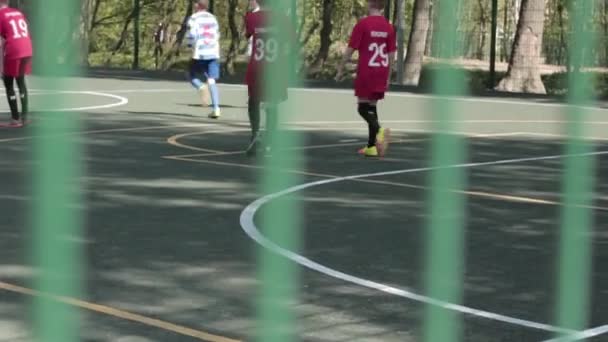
[[10, 0, 608, 95]]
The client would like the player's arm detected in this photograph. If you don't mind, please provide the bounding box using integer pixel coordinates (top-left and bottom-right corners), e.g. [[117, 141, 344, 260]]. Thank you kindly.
[[386, 27, 398, 87], [387, 51, 396, 87], [244, 14, 253, 39], [185, 17, 195, 48], [214, 16, 221, 42], [336, 23, 362, 82], [335, 47, 355, 82]]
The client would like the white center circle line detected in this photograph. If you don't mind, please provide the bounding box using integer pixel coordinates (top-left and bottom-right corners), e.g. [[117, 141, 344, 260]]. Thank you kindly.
[[50, 91, 129, 112], [0, 90, 128, 113], [240, 151, 608, 334]]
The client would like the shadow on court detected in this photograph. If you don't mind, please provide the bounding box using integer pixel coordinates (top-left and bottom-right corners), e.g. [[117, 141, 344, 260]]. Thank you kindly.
[[1, 103, 608, 341]]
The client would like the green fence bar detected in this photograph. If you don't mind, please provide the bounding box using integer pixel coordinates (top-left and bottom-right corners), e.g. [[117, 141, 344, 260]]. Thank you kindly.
[[31, 0, 83, 341], [257, 1, 302, 341], [553, 0, 596, 339], [423, 0, 467, 341]]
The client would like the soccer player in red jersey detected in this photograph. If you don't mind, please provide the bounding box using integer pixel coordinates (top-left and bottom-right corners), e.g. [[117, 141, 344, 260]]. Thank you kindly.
[[0, 0, 32, 127], [336, 0, 396, 157], [244, 0, 291, 156]]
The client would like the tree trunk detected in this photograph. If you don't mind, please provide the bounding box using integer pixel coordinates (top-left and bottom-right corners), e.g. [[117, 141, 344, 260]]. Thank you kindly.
[[105, 7, 136, 65], [89, 0, 101, 32], [424, 0, 434, 57], [402, 0, 432, 85], [132, 0, 140, 69], [161, 0, 193, 70], [495, 0, 546, 94], [395, 0, 406, 84], [78, 0, 92, 66], [476, 0, 487, 60], [297, 0, 308, 42], [604, 0, 608, 65], [300, 21, 320, 48], [392, 0, 399, 26], [501, 0, 510, 62], [224, 0, 240, 74], [310, 0, 334, 73], [557, 1, 567, 66]]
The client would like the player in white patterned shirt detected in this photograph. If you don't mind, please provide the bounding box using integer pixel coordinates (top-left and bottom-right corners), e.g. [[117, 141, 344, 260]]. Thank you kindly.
[[186, 0, 221, 119]]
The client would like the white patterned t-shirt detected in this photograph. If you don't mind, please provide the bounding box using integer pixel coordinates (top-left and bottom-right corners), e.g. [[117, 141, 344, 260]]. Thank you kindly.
[[186, 11, 221, 60]]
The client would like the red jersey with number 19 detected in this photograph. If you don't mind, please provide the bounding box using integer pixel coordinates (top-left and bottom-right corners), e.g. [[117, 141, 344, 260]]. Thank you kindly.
[[348, 15, 396, 100], [0, 7, 32, 59]]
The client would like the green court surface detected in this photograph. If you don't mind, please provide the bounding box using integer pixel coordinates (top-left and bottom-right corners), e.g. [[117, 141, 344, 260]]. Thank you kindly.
[[1, 74, 608, 341]]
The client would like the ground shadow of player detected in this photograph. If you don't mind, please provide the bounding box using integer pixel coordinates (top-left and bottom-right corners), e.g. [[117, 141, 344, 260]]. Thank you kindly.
[[178, 103, 247, 109]]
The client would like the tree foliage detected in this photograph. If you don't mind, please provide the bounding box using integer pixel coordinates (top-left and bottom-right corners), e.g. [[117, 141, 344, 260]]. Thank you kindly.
[[12, 0, 608, 91]]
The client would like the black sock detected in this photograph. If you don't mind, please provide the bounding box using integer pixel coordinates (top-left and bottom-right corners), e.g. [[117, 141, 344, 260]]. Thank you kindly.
[[3, 76, 19, 120], [16, 76, 28, 120], [358, 103, 379, 148], [368, 105, 380, 146], [248, 99, 260, 139]]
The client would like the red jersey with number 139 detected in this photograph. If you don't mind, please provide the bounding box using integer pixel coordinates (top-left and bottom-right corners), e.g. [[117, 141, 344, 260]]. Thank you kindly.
[[349, 15, 396, 98], [245, 9, 290, 101], [0, 7, 32, 59]]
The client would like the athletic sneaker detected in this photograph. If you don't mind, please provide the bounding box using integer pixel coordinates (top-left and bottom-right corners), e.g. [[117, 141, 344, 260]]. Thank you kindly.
[[376, 127, 391, 157], [208, 109, 221, 119], [9, 119, 23, 128], [199, 84, 211, 107], [358, 146, 378, 157]]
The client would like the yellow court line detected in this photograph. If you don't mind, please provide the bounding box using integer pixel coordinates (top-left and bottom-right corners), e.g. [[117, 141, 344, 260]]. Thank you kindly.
[[165, 130, 415, 159], [165, 129, 608, 211], [166, 129, 250, 154], [0, 281, 241, 342], [163, 156, 608, 211], [164, 155, 608, 211], [0, 124, 214, 143], [0, 123, 245, 342]]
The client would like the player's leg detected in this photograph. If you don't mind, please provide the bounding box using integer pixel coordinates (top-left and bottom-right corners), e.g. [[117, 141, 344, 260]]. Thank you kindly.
[[206, 59, 221, 119], [371, 97, 391, 157], [246, 94, 261, 156], [189, 59, 210, 107], [248, 98, 261, 137], [16, 76, 27, 123], [369, 92, 391, 157], [3, 75, 20, 125], [264, 103, 278, 153], [357, 98, 380, 156], [16, 58, 30, 124]]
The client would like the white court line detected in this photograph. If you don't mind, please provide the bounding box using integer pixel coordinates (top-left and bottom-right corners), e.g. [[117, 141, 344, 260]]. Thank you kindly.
[[290, 119, 608, 125], [541, 324, 608, 342], [0, 86, 598, 334], [240, 150, 608, 334], [55, 91, 128, 112], [20, 85, 608, 112], [0, 91, 128, 112], [522, 131, 608, 141], [470, 132, 525, 138]]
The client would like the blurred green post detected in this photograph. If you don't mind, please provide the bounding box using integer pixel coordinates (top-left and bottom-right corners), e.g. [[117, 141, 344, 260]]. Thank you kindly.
[[423, 0, 467, 341], [257, 1, 302, 341], [553, 0, 596, 338], [31, 0, 83, 341]]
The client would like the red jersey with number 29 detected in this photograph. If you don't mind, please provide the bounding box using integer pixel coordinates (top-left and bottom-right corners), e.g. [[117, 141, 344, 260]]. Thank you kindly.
[[0, 7, 32, 59], [349, 15, 396, 100]]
